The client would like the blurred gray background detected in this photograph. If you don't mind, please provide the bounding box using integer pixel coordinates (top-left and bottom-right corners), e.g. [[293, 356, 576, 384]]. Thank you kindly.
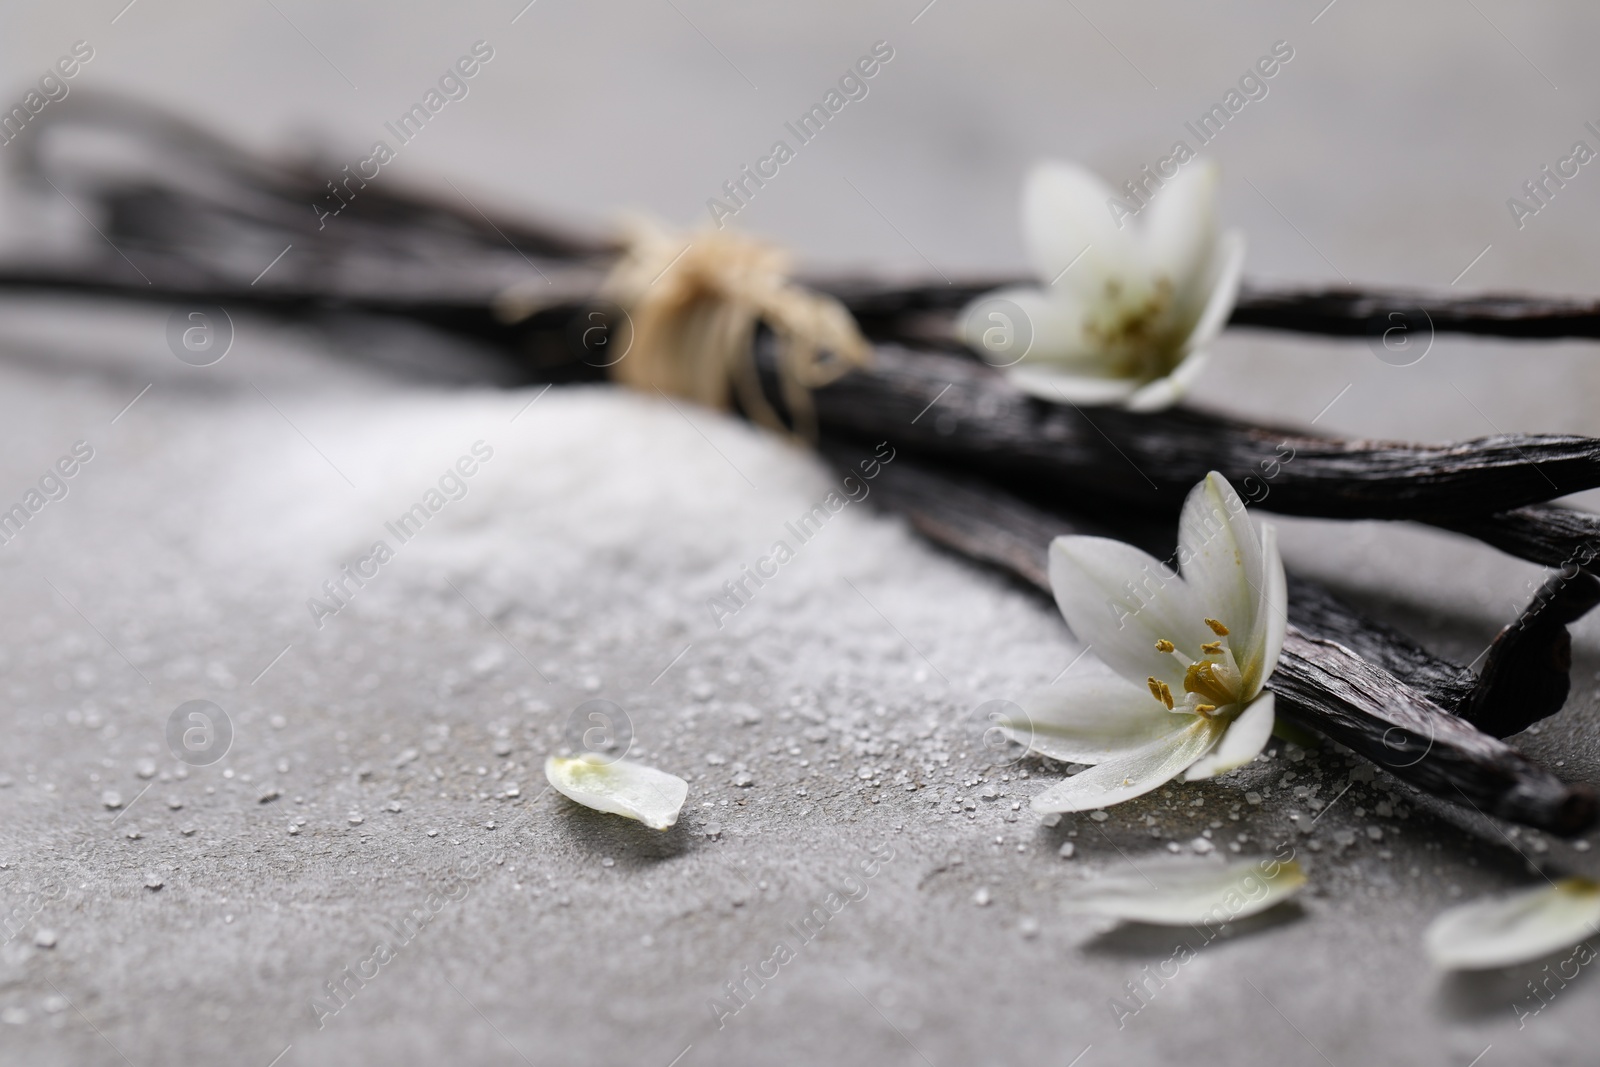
[[2, 2, 1600, 1066]]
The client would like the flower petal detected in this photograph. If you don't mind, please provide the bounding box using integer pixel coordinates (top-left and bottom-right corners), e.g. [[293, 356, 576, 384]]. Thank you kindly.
[[1184, 693, 1275, 781], [1123, 350, 1210, 413], [958, 286, 1096, 367], [1426, 878, 1600, 970], [1029, 716, 1220, 813], [1141, 161, 1219, 296], [1021, 162, 1136, 292], [1179, 230, 1245, 356], [1255, 523, 1288, 690], [544, 754, 688, 830], [1008, 365, 1140, 406], [1175, 472, 1267, 671], [1048, 535, 1210, 690], [1005, 674, 1196, 765], [1062, 854, 1307, 925]]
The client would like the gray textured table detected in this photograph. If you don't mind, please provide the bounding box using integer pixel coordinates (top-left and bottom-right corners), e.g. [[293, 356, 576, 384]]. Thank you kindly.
[[3, 2, 1600, 1065]]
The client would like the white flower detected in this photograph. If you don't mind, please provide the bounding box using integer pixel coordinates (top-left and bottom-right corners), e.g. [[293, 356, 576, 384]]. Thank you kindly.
[[544, 754, 688, 830], [1426, 877, 1600, 970], [960, 160, 1244, 411], [1006, 471, 1286, 813], [1062, 855, 1306, 926]]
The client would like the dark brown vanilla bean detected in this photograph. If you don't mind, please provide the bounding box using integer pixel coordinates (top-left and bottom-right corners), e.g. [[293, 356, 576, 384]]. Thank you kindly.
[[1230, 285, 1600, 342], [818, 277, 1600, 343], [790, 338, 1600, 586], [792, 342, 1600, 520], [1437, 505, 1600, 572], [1279, 576, 1478, 711], [1457, 570, 1600, 738], [1271, 633, 1595, 836], [836, 448, 1594, 835]]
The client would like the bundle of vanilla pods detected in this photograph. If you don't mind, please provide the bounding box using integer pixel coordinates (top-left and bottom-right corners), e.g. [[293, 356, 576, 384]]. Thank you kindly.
[[9, 95, 1600, 834]]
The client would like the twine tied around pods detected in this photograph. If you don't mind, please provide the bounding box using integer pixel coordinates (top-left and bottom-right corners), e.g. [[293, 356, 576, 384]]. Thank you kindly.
[[600, 217, 873, 442]]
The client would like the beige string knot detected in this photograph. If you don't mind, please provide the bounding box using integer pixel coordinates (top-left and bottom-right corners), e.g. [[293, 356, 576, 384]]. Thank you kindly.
[[602, 217, 872, 441]]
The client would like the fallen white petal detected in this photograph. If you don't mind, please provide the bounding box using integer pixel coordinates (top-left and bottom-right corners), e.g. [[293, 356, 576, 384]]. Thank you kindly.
[[1007, 674, 1195, 765], [1030, 717, 1220, 814], [1063, 855, 1306, 925], [1426, 878, 1600, 970], [544, 754, 688, 830], [1184, 693, 1275, 781]]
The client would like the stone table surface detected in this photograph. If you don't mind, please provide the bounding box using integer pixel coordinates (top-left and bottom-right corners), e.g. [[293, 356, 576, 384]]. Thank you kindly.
[[3, 2, 1600, 1065]]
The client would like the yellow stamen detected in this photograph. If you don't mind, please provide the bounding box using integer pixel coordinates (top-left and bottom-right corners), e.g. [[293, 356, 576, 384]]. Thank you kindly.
[[1154, 639, 1175, 653], [1147, 677, 1174, 710], [1204, 618, 1230, 636], [1194, 703, 1217, 717], [1201, 640, 1224, 655], [1183, 661, 1237, 707]]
